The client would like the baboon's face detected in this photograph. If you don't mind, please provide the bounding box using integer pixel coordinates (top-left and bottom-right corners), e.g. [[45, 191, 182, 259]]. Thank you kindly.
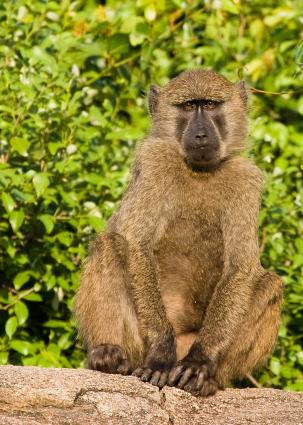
[[148, 70, 248, 171], [175, 99, 225, 170]]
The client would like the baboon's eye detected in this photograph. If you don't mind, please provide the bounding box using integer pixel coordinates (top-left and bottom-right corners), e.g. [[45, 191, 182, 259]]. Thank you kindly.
[[204, 100, 217, 110], [183, 101, 196, 111]]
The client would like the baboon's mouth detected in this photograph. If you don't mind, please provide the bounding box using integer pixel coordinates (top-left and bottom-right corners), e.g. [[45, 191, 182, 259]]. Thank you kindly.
[[186, 148, 219, 163], [184, 147, 221, 171]]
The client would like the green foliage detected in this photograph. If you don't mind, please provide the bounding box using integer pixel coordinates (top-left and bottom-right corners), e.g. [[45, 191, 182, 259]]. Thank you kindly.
[[0, 0, 302, 389]]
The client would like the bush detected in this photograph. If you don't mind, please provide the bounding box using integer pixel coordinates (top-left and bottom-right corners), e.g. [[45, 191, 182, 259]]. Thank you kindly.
[[0, 0, 302, 389]]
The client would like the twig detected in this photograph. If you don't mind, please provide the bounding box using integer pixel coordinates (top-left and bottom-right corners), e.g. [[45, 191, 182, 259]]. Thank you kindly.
[[249, 87, 295, 96], [245, 373, 262, 388], [0, 287, 35, 311]]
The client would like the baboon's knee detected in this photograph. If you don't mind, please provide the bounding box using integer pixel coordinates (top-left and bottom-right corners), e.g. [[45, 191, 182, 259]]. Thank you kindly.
[[260, 270, 283, 309], [216, 271, 283, 386], [90, 232, 129, 264]]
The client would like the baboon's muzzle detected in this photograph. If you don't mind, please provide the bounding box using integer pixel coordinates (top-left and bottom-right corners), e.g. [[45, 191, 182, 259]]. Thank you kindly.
[[182, 111, 220, 167]]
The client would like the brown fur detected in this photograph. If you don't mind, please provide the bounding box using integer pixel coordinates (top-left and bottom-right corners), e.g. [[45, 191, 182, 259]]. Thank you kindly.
[[74, 69, 283, 396]]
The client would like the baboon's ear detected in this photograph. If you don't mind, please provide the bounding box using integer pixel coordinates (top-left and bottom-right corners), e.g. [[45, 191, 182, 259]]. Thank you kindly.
[[235, 80, 248, 106], [148, 85, 160, 117]]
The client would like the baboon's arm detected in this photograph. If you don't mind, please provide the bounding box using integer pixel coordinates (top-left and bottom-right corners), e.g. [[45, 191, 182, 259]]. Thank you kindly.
[[109, 166, 176, 369], [126, 241, 174, 344]]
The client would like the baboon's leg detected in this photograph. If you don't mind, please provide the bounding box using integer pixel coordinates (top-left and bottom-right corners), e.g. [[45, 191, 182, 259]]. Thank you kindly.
[[215, 270, 283, 386], [74, 233, 144, 374], [168, 271, 282, 396], [176, 332, 198, 360]]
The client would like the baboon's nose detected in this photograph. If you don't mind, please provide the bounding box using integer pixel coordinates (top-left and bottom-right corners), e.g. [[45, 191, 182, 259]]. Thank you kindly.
[[195, 132, 208, 146]]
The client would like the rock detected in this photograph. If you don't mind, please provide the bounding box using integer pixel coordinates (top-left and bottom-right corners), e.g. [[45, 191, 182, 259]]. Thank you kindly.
[[0, 366, 302, 425]]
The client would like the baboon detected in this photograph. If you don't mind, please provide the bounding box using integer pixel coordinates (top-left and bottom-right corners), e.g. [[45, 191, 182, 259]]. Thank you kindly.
[[74, 69, 283, 396]]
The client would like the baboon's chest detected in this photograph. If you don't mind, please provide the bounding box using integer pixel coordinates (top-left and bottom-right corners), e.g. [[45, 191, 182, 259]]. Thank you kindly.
[[157, 180, 223, 256], [154, 211, 223, 275], [154, 213, 224, 333]]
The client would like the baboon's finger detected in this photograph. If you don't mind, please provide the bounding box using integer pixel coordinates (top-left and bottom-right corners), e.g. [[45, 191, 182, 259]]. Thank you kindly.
[[168, 365, 184, 386]]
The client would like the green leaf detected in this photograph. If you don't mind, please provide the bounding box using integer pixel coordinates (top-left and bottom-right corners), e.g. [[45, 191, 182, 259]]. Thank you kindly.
[[107, 33, 130, 54], [2, 192, 15, 213], [47, 142, 62, 155], [10, 340, 34, 356], [33, 173, 50, 197], [38, 214, 55, 234], [298, 97, 303, 115], [120, 16, 145, 34], [130, 32, 146, 46], [285, 381, 303, 391], [43, 320, 67, 328], [295, 40, 303, 64], [58, 333, 72, 350], [280, 364, 298, 379], [22, 293, 43, 302], [48, 343, 61, 356], [89, 216, 106, 232], [0, 351, 9, 365], [13, 271, 30, 290], [9, 210, 25, 233], [220, 0, 239, 14], [0, 352, 8, 365], [249, 19, 264, 39], [10, 137, 30, 156], [22, 356, 38, 366], [5, 316, 18, 339], [14, 301, 29, 325], [56, 231, 73, 247], [270, 358, 281, 376], [292, 254, 303, 268], [274, 157, 288, 171]]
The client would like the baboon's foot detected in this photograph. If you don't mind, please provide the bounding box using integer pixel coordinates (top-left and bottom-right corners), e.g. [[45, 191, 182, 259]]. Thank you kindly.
[[167, 356, 220, 396], [184, 376, 219, 397], [88, 344, 131, 375]]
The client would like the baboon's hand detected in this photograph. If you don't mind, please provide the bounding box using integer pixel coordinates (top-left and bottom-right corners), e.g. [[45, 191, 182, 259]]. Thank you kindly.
[[132, 332, 177, 388], [88, 344, 131, 375], [168, 343, 219, 396]]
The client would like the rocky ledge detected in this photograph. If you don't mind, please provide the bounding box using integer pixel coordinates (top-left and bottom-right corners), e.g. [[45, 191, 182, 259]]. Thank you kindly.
[[0, 365, 302, 424]]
